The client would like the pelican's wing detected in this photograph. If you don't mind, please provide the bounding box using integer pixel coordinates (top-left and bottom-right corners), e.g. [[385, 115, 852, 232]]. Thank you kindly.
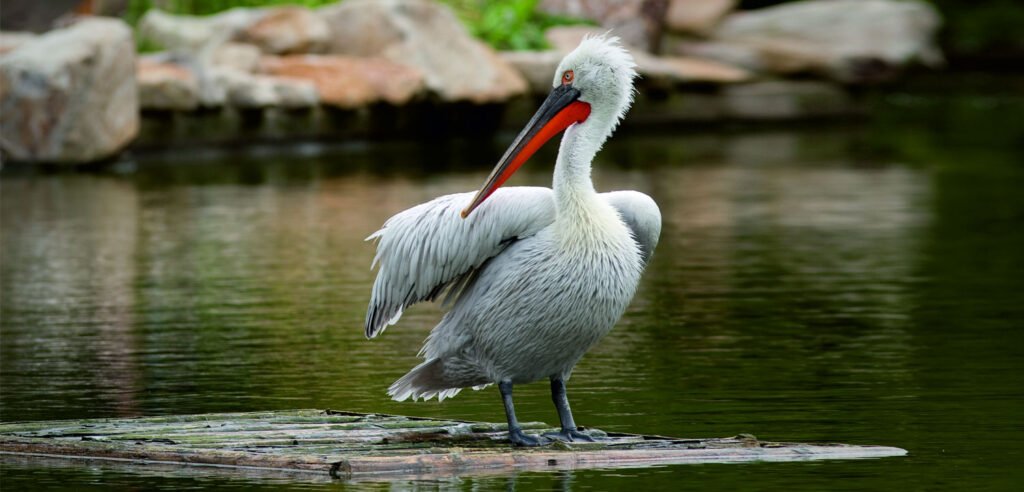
[[365, 187, 555, 338], [603, 190, 662, 267]]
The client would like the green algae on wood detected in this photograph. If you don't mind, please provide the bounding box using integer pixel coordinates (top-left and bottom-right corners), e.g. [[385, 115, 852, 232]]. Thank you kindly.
[[0, 409, 906, 480]]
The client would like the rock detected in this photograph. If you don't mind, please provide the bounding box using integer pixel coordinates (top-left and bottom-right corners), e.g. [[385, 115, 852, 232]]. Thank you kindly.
[[138, 8, 259, 55], [138, 10, 328, 108], [660, 56, 751, 83], [667, 39, 765, 72], [196, 67, 228, 107], [665, 0, 736, 36], [133, 52, 226, 108], [726, 38, 830, 75], [538, 0, 668, 52], [542, 27, 750, 86], [538, 0, 623, 21], [0, 32, 37, 55], [319, 0, 526, 103], [630, 51, 681, 84], [209, 42, 263, 73], [722, 80, 852, 120], [544, 26, 601, 53], [711, 0, 943, 83], [258, 55, 424, 108], [236, 6, 330, 55], [0, 18, 138, 163], [265, 76, 320, 108], [140, 7, 329, 56], [137, 57, 201, 111], [632, 51, 750, 85], [498, 51, 562, 94], [211, 68, 319, 108]]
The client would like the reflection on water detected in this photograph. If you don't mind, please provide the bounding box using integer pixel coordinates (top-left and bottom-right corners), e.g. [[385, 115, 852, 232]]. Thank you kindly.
[[2, 86, 1024, 490]]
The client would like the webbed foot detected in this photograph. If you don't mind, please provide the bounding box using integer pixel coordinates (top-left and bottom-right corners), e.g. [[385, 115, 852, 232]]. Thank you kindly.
[[509, 429, 550, 447], [543, 428, 598, 443]]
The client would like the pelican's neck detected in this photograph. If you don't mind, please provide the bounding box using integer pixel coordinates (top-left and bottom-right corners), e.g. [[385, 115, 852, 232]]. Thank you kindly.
[[553, 121, 605, 219]]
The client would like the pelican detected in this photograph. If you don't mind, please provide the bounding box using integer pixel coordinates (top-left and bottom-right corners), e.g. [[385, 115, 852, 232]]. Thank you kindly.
[[365, 36, 661, 446]]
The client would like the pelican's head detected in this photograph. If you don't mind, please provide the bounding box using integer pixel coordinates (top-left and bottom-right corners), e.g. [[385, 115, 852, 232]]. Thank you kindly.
[[461, 35, 638, 218], [552, 35, 638, 132]]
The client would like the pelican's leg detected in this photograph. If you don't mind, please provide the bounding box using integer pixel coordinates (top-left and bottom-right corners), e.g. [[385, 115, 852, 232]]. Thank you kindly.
[[543, 376, 596, 442], [499, 380, 548, 447]]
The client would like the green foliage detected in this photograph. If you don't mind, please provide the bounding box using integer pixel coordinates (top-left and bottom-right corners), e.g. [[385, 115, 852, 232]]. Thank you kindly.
[[446, 0, 593, 51], [126, 0, 337, 20], [927, 0, 1024, 54], [136, 37, 166, 54]]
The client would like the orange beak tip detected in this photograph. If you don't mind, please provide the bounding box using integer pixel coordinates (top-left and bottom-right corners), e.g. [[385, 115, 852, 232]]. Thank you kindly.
[[460, 208, 470, 219]]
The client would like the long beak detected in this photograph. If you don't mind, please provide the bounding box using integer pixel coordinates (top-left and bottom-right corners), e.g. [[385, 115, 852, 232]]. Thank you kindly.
[[461, 85, 591, 218]]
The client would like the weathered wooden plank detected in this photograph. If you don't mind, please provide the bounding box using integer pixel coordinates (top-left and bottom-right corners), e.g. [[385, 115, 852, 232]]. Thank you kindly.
[[0, 409, 906, 480]]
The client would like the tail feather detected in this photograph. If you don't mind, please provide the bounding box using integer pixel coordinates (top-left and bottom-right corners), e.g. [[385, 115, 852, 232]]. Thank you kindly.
[[388, 358, 490, 402]]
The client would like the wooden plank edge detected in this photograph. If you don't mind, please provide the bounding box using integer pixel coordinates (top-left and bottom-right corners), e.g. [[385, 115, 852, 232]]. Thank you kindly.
[[0, 451, 326, 476], [337, 445, 909, 476], [1, 438, 907, 479], [0, 440, 329, 473]]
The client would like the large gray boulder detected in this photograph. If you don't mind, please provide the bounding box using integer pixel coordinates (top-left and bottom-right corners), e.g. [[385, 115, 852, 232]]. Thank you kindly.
[[0, 32, 36, 55], [665, 0, 736, 36], [137, 9, 328, 109], [209, 42, 263, 73], [705, 0, 943, 83], [138, 8, 258, 55], [319, 0, 526, 103], [258, 55, 425, 108], [208, 67, 319, 109], [235, 6, 330, 55], [499, 51, 564, 94], [138, 7, 330, 56], [538, 0, 668, 53], [1, 17, 138, 163], [137, 56, 201, 111]]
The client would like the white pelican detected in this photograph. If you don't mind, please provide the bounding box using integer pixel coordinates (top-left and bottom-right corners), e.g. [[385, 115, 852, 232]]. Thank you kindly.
[[365, 36, 661, 446]]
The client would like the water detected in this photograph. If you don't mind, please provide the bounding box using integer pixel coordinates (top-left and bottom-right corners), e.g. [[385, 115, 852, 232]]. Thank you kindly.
[[2, 79, 1023, 490]]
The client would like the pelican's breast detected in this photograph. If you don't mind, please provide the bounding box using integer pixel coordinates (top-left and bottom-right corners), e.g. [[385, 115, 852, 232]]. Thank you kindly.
[[456, 214, 643, 382]]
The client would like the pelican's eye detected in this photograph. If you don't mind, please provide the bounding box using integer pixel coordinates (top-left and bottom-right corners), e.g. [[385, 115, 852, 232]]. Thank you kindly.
[[562, 70, 574, 85]]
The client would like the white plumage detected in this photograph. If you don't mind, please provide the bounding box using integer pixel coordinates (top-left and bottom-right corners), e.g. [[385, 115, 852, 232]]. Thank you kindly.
[[365, 36, 661, 445]]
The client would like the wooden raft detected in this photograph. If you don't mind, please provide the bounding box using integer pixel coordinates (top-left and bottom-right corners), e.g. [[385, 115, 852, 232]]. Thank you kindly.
[[0, 409, 906, 479]]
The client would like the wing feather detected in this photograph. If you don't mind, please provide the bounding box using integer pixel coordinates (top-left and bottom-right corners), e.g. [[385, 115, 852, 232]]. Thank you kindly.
[[603, 190, 662, 267], [365, 187, 555, 338]]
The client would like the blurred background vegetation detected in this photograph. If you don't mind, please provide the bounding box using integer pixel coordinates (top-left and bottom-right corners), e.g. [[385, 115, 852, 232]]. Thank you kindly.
[[6, 0, 1019, 61], [928, 0, 1024, 58], [115, 0, 1024, 62], [123, 0, 591, 50]]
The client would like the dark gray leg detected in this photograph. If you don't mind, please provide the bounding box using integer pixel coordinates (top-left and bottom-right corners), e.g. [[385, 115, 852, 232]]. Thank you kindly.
[[499, 380, 548, 447], [544, 376, 595, 442]]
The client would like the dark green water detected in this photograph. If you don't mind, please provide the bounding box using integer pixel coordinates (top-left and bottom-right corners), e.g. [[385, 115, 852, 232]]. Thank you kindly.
[[2, 80, 1023, 490]]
